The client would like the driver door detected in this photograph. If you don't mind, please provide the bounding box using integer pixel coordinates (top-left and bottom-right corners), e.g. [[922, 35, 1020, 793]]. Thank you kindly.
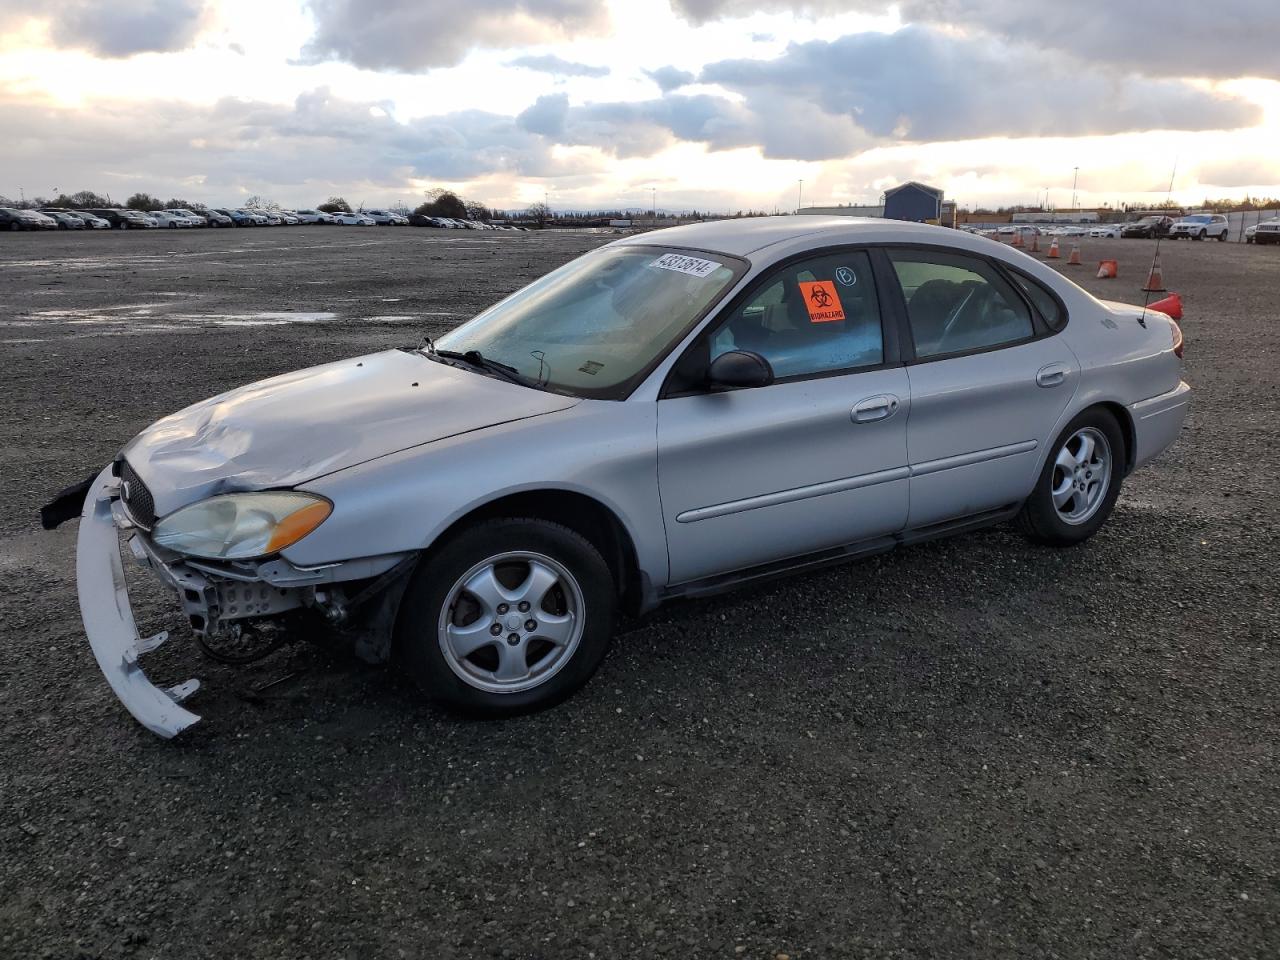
[[656, 249, 910, 585]]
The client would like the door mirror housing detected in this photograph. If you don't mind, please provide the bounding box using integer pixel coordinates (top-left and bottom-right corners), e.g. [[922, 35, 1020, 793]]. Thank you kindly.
[[707, 350, 775, 390]]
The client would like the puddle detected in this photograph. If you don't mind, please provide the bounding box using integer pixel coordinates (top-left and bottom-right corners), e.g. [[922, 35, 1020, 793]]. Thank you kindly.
[[2, 308, 338, 338]]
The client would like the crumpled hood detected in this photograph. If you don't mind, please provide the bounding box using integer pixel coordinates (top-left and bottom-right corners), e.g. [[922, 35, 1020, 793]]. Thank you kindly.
[[122, 349, 578, 516]]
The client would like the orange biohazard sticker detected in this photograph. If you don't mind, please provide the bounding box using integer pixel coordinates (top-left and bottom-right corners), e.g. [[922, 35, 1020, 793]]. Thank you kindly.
[[798, 280, 845, 323]]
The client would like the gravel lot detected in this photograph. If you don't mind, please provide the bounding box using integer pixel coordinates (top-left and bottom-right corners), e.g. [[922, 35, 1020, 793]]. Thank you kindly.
[[1, 226, 1277, 959]]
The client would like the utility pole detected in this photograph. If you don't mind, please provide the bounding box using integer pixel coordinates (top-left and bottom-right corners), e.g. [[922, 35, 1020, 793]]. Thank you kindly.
[[1071, 167, 1079, 210], [651, 187, 656, 217], [797, 179, 804, 213]]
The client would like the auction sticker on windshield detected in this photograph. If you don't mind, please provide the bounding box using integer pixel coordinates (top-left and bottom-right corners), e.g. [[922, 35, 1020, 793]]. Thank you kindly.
[[652, 253, 722, 278]]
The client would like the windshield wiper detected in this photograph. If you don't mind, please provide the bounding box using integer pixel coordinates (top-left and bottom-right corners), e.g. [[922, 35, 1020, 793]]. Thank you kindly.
[[428, 346, 538, 388]]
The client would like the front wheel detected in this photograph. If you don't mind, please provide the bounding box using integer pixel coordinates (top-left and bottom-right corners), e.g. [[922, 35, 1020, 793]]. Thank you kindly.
[[1016, 409, 1124, 547], [1197, 229, 1206, 240], [397, 518, 616, 715]]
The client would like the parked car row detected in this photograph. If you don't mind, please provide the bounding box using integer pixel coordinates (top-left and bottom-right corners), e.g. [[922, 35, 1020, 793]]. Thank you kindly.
[[3, 205, 531, 232]]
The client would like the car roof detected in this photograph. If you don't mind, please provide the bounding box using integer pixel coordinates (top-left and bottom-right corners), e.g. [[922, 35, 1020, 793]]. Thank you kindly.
[[609, 215, 972, 257]]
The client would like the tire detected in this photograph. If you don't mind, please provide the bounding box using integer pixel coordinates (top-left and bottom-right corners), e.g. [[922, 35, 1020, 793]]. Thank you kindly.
[[119, 221, 128, 230], [1197, 229, 1206, 240], [396, 517, 616, 715], [1016, 408, 1125, 547], [9, 222, 19, 232], [1217, 231, 1227, 242]]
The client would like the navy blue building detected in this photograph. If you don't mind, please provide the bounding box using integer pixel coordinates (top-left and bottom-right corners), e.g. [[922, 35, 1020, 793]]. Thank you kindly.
[[883, 181, 943, 223]]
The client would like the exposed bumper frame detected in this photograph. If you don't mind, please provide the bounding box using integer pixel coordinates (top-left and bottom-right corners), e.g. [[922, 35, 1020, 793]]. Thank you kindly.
[[77, 466, 202, 738]]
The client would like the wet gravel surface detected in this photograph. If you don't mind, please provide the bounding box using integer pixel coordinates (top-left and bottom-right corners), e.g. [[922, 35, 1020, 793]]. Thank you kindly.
[[1, 227, 1277, 959]]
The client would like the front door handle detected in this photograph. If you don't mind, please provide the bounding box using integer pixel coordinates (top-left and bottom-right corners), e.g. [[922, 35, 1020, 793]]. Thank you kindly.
[[852, 394, 900, 423], [1036, 362, 1070, 388]]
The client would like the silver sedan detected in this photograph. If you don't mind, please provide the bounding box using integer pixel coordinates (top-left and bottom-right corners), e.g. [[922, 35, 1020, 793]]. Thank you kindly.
[[48, 217, 1191, 736]]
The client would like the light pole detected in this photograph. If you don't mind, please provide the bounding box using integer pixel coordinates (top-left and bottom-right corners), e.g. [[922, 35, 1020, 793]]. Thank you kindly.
[[651, 187, 656, 217], [1071, 166, 1079, 210], [797, 179, 804, 213]]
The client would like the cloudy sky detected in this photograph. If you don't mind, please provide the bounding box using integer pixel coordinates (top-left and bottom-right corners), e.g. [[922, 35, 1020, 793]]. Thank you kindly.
[[2, 0, 1277, 213]]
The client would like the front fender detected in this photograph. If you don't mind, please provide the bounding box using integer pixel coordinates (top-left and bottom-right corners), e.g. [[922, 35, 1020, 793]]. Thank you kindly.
[[287, 399, 668, 587]]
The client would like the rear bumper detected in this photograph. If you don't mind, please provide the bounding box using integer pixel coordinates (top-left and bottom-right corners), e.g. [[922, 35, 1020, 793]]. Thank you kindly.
[[76, 467, 202, 738], [1128, 381, 1192, 471]]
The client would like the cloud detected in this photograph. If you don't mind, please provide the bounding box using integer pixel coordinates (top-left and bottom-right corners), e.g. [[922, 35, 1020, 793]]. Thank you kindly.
[[668, 0, 865, 24], [1198, 157, 1280, 188], [300, 0, 611, 71], [508, 54, 609, 77], [668, 0, 1279, 80], [645, 66, 696, 91], [0, 0, 209, 57], [700, 27, 1261, 145], [0, 85, 576, 206]]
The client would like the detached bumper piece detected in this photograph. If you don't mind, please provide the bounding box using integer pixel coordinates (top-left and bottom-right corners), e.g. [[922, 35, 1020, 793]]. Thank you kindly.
[[76, 467, 202, 738]]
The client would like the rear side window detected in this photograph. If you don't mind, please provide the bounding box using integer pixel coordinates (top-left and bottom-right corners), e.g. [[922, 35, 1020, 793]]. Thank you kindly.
[[888, 250, 1034, 359], [1009, 271, 1066, 331]]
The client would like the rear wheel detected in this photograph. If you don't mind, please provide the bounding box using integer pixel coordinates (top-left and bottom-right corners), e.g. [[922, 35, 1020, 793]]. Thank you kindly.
[[1216, 230, 1227, 242], [397, 518, 616, 715], [1016, 408, 1124, 546]]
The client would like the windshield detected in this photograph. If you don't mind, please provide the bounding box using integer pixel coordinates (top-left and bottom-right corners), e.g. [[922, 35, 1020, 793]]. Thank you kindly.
[[1184, 215, 1213, 223], [434, 245, 743, 399]]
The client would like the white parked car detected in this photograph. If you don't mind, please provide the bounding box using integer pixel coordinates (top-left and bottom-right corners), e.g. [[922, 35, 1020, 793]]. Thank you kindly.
[[276, 211, 300, 225], [1088, 224, 1122, 239], [331, 211, 376, 226], [1168, 214, 1229, 241], [1245, 218, 1280, 245], [294, 209, 335, 224], [166, 208, 211, 227], [48, 216, 1191, 737], [147, 211, 192, 228], [363, 209, 409, 226]]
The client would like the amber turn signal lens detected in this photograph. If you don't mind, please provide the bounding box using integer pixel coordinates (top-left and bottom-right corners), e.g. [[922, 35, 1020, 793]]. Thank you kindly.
[[265, 500, 333, 553]]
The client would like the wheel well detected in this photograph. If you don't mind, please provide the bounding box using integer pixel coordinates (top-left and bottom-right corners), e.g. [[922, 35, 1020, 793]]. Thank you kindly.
[[1092, 401, 1136, 475], [435, 491, 643, 613]]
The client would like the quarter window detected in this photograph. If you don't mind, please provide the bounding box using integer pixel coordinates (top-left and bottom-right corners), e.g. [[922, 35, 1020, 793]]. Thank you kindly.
[[888, 250, 1034, 358], [709, 251, 883, 379], [1009, 271, 1066, 330]]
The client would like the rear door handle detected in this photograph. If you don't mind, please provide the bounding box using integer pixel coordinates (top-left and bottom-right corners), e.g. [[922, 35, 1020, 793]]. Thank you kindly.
[[852, 394, 900, 423], [1036, 362, 1070, 388]]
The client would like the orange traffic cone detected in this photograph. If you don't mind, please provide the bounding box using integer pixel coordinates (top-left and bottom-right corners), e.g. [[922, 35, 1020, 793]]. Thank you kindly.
[[1067, 243, 1082, 265], [1012, 231, 1024, 248], [1096, 259, 1118, 279], [1029, 233, 1040, 253], [1142, 254, 1166, 292], [1047, 237, 1060, 259], [1146, 292, 1183, 320]]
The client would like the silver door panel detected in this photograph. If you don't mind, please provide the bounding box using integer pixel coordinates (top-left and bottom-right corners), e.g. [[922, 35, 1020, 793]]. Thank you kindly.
[[658, 368, 910, 584], [904, 340, 1078, 527]]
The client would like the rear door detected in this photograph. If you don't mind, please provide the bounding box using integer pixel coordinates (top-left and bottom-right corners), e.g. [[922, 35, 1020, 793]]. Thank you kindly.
[[881, 247, 1078, 528], [657, 248, 910, 584]]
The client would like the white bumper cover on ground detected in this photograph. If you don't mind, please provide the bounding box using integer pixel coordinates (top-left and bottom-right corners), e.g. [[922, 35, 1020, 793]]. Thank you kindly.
[[76, 466, 201, 738]]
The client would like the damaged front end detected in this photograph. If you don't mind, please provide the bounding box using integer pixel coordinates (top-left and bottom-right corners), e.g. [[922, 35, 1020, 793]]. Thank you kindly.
[[63, 464, 414, 738]]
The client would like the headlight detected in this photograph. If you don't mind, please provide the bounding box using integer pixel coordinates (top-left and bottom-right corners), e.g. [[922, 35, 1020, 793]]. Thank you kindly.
[[151, 492, 331, 560]]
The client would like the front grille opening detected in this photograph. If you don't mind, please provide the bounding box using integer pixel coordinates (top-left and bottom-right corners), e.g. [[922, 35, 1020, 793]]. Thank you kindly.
[[118, 460, 157, 528]]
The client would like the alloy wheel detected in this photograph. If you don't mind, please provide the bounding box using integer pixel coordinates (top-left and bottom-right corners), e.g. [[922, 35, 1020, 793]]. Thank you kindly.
[[437, 551, 584, 694], [1051, 427, 1112, 525]]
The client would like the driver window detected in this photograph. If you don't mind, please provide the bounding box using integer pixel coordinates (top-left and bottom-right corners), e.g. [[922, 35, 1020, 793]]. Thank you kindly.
[[888, 250, 1033, 359], [709, 250, 883, 379]]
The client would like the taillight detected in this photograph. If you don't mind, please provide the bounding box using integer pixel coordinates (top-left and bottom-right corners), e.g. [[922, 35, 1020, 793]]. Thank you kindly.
[[1171, 320, 1184, 359]]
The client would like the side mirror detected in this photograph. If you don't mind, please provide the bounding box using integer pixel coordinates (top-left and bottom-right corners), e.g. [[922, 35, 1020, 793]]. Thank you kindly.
[[707, 350, 775, 390]]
